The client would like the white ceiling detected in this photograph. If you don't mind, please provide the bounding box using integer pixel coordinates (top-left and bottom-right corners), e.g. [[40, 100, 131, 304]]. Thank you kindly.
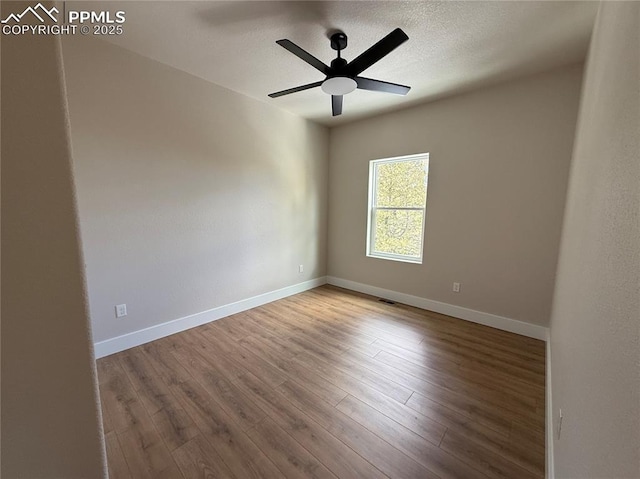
[[92, 1, 597, 125]]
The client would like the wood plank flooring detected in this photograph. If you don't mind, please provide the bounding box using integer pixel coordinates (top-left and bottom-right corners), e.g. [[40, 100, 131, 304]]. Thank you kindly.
[[97, 285, 546, 479]]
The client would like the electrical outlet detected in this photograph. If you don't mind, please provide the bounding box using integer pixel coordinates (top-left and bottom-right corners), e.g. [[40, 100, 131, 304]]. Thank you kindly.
[[453, 282, 461, 293], [557, 408, 563, 439], [115, 304, 127, 318], [299, 264, 304, 273]]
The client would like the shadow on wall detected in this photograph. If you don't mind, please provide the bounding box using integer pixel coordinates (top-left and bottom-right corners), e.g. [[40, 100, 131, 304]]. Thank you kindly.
[[239, 96, 329, 280]]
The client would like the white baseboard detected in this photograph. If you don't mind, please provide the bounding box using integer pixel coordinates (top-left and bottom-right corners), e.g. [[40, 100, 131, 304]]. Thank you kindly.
[[326, 276, 549, 341], [546, 331, 554, 478], [93, 276, 327, 358]]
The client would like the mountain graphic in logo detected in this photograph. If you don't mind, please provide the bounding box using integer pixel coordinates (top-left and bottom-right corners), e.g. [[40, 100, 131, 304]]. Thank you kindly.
[[1, 3, 59, 24]]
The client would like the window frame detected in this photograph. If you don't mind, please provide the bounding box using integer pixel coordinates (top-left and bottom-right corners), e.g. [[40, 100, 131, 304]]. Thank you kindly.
[[366, 153, 430, 264]]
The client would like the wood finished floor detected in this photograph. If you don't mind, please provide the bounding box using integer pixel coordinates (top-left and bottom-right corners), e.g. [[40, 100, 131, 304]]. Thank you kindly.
[[97, 285, 546, 479]]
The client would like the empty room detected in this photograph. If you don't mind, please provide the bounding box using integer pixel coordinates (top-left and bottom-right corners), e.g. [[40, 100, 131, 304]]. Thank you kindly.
[[2, 1, 638, 478]]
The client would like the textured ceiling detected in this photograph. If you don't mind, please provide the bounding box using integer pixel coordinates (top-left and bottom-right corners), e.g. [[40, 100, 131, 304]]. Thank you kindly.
[[92, 1, 597, 125]]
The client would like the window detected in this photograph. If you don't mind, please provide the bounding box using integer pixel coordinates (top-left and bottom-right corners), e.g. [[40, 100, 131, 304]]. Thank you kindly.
[[367, 153, 429, 263]]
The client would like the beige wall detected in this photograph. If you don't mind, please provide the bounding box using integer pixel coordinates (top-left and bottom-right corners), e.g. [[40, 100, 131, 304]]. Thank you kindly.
[[1, 22, 3, 472], [61, 36, 329, 343], [549, 2, 639, 477], [0, 3, 106, 476], [328, 65, 583, 326]]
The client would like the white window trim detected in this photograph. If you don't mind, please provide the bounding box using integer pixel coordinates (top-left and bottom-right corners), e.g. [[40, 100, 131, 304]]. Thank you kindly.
[[366, 153, 429, 264]]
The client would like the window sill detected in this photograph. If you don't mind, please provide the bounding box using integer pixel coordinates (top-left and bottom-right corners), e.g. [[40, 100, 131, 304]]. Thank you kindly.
[[366, 253, 423, 265]]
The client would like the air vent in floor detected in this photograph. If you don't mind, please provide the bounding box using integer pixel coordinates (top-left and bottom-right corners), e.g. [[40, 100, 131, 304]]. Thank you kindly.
[[378, 298, 396, 305]]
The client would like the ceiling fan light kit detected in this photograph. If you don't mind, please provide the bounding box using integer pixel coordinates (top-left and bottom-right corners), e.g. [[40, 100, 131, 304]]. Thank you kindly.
[[269, 28, 411, 117], [321, 77, 357, 95]]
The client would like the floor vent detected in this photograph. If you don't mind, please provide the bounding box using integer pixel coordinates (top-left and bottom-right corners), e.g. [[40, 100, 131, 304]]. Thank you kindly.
[[378, 298, 396, 305]]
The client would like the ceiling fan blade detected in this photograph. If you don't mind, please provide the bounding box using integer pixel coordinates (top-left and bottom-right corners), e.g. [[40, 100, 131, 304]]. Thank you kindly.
[[355, 77, 411, 95], [268, 81, 323, 98], [345, 28, 409, 76], [276, 39, 331, 75], [332, 95, 343, 116]]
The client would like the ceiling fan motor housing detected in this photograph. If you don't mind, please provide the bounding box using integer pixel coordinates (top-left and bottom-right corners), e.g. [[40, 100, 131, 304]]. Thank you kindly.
[[330, 57, 348, 72]]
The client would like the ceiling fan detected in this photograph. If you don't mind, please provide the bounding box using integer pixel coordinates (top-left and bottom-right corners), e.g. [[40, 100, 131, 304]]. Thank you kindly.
[[268, 28, 411, 116]]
